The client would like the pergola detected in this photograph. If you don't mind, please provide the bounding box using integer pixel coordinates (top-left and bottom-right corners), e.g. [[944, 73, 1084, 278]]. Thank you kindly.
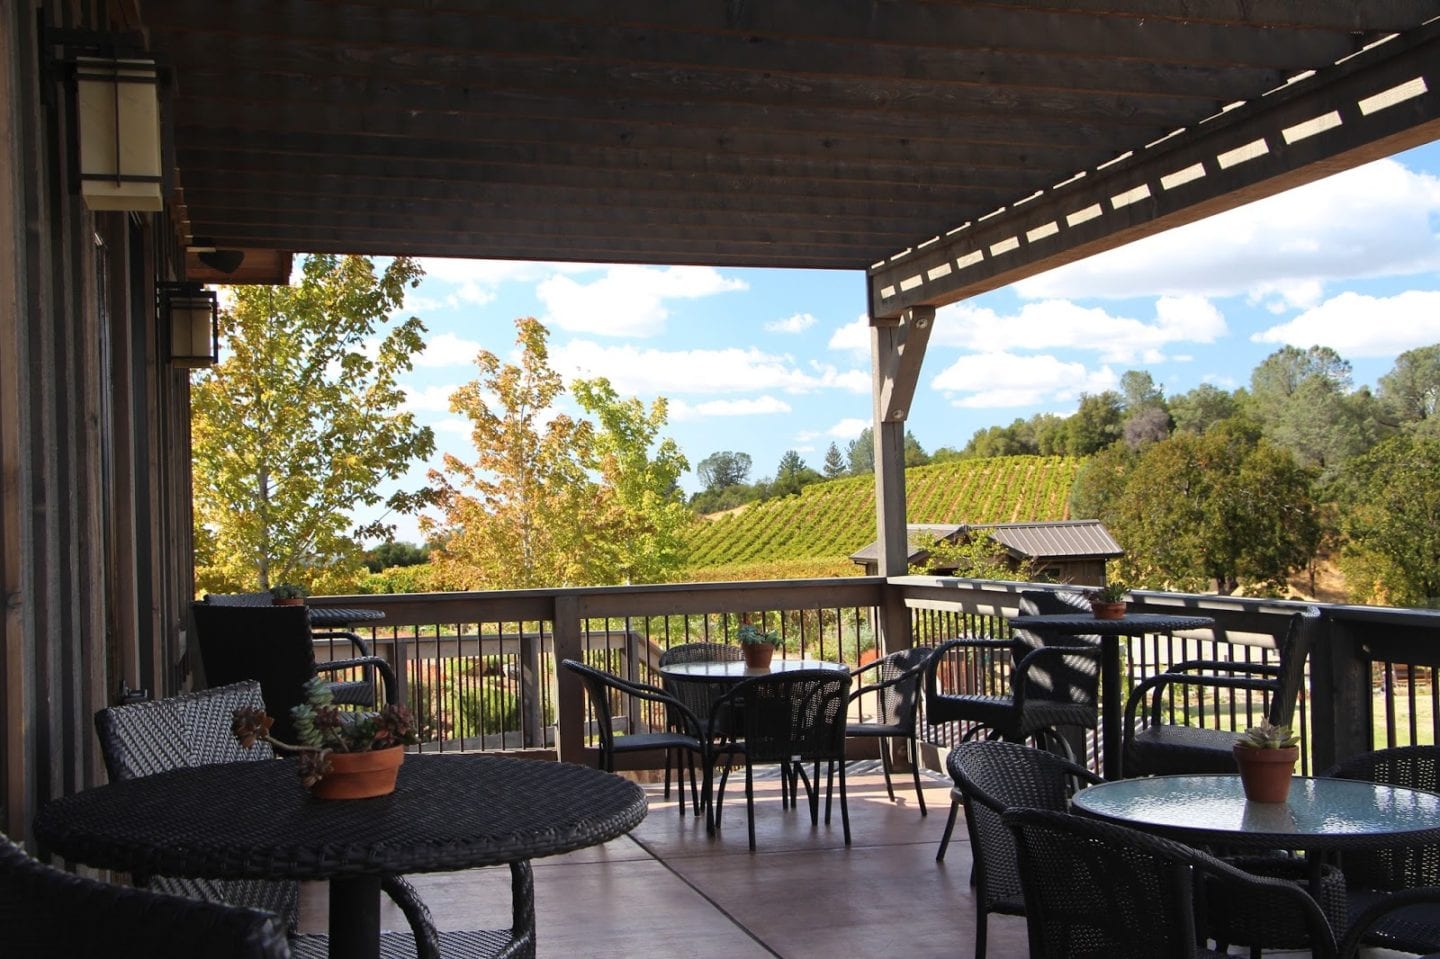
[[2, 0, 1437, 835]]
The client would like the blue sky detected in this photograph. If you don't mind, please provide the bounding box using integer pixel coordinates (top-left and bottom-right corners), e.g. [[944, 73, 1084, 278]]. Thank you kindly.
[[367, 140, 1440, 545]]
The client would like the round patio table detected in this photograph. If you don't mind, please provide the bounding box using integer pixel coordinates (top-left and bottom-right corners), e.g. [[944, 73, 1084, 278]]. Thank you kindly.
[[659, 657, 848, 682], [1009, 612, 1215, 779], [307, 605, 386, 628], [34, 753, 647, 959]]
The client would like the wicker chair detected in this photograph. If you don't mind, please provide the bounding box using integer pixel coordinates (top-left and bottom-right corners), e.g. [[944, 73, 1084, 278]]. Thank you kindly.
[[657, 642, 744, 813], [942, 741, 1102, 958], [709, 668, 853, 851], [1121, 607, 1319, 778], [1338, 886, 1440, 959], [1323, 745, 1440, 954], [93, 681, 458, 957], [190, 603, 398, 744], [2, 833, 292, 959], [561, 659, 706, 816], [846, 646, 934, 816], [1002, 808, 1337, 959]]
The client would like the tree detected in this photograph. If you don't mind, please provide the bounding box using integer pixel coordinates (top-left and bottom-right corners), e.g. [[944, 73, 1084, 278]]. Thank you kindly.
[[1063, 391, 1124, 456], [903, 431, 930, 467], [1336, 433, 1440, 607], [846, 427, 875, 474], [1123, 406, 1173, 449], [1069, 443, 1138, 522], [822, 442, 846, 478], [1247, 345, 1380, 476], [1170, 384, 1238, 435], [772, 450, 821, 496], [1119, 370, 1165, 413], [425, 318, 597, 589], [572, 376, 695, 584], [1378, 343, 1440, 431], [1108, 431, 1318, 595], [696, 451, 752, 491], [191, 254, 435, 594], [363, 541, 430, 573]]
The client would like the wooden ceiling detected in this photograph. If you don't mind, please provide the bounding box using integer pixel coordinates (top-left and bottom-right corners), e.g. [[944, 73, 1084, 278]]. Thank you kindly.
[[129, 2, 1440, 311]]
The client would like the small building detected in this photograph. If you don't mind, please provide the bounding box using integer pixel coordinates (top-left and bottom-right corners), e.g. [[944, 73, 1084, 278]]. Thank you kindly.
[[850, 521, 1123, 586]]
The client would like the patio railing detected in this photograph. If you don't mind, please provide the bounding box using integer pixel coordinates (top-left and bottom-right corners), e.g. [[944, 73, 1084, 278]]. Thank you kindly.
[[307, 576, 1440, 776]]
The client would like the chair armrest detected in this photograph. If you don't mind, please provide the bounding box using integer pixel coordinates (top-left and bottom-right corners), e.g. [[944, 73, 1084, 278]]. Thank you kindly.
[[848, 652, 931, 703], [312, 629, 371, 657], [924, 637, 1018, 702], [601, 671, 706, 740], [1187, 847, 1337, 958], [1160, 658, 1281, 678], [381, 874, 441, 959], [316, 656, 399, 704], [1123, 668, 1281, 734], [1337, 886, 1440, 959]]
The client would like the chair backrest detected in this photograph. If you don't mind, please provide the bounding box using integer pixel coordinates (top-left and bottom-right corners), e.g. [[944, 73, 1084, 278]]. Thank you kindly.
[[857, 646, 931, 730], [1267, 606, 1320, 727], [190, 603, 319, 744], [1004, 808, 1335, 959], [204, 591, 276, 606], [948, 740, 1101, 911], [658, 642, 744, 730], [561, 659, 624, 766], [1014, 589, 1101, 707], [1324, 744, 1440, 890], [0, 835, 291, 959], [95, 682, 274, 782], [713, 669, 852, 764]]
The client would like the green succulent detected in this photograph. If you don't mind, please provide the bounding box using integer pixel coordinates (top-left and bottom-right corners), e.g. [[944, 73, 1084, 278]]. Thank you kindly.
[[1237, 720, 1299, 749], [736, 623, 780, 646]]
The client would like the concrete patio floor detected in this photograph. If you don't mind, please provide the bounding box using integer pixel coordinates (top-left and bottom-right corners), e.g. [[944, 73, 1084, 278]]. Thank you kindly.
[[299, 762, 1342, 958]]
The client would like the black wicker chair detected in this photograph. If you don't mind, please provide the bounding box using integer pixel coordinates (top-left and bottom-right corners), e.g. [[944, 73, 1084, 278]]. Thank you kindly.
[[2, 833, 292, 959], [190, 602, 398, 744], [1002, 808, 1337, 959], [92, 681, 466, 958], [942, 741, 1102, 958], [1121, 607, 1320, 778], [1338, 886, 1440, 959], [709, 668, 853, 851], [561, 659, 706, 815], [1323, 744, 1440, 954], [657, 642, 745, 813], [846, 645, 934, 816]]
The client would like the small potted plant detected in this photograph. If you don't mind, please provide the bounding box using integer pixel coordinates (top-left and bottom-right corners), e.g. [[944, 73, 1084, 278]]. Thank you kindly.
[[1233, 719, 1300, 803], [270, 583, 309, 606], [1087, 582, 1128, 620], [232, 678, 418, 799], [736, 622, 781, 669]]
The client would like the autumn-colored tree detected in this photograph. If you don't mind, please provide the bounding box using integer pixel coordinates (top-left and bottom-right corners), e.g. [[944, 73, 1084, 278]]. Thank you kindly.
[[426, 318, 693, 588], [191, 255, 434, 594]]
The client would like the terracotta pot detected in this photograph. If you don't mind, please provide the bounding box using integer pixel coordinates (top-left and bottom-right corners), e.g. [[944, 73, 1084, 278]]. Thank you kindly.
[[1091, 601, 1126, 620], [272, 598, 305, 607], [1233, 743, 1299, 803], [310, 746, 405, 800], [742, 643, 775, 669]]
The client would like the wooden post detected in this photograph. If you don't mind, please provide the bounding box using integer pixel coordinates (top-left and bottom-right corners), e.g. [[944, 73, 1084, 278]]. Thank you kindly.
[[552, 594, 586, 764]]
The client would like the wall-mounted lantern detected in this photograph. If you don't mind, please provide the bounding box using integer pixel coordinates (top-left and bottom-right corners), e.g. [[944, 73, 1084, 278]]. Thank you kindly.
[[73, 54, 164, 212], [160, 284, 219, 368]]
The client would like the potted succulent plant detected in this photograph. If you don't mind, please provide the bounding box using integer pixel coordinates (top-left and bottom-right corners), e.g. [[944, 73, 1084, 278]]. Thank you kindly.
[[737, 622, 781, 669], [1233, 719, 1300, 803], [269, 583, 309, 606], [1087, 582, 1129, 620], [232, 677, 418, 799]]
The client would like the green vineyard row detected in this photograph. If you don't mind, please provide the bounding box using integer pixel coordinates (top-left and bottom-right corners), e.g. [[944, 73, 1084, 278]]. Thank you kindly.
[[684, 456, 1084, 570]]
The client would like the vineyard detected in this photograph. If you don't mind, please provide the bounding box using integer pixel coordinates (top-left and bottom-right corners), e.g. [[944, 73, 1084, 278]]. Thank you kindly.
[[684, 455, 1084, 571]]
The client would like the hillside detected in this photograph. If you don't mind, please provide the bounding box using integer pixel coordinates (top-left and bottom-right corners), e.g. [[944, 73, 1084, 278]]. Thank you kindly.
[[685, 455, 1084, 571]]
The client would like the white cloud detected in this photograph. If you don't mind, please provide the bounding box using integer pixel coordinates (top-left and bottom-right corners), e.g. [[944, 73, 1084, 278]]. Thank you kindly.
[[765, 312, 817, 334], [415, 257, 601, 310], [1014, 158, 1440, 301], [537, 265, 748, 337], [402, 384, 461, 413], [828, 314, 870, 356], [669, 396, 793, 421], [432, 418, 472, 436], [553, 340, 865, 396], [416, 331, 484, 368], [827, 417, 870, 439], [931, 352, 1117, 408], [933, 295, 1225, 364], [1251, 289, 1440, 357]]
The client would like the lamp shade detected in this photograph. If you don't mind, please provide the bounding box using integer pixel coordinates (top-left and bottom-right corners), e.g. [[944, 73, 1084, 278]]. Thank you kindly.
[[162, 286, 219, 368], [75, 56, 163, 212]]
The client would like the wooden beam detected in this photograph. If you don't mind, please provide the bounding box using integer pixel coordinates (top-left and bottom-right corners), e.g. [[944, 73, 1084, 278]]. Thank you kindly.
[[870, 21, 1440, 317], [876, 307, 935, 426]]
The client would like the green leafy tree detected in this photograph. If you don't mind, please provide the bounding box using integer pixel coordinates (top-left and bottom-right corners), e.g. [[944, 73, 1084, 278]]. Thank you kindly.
[[1170, 384, 1239, 436], [910, 531, 1033, 581], [425, 318, 596, 589], [696, 451, 752, 491], [1063, 391, 1124, 456], [847, 427, 875, 474], [1378, 343, 1440, 432], [191, 255, 435, 594], [1337, 433, 1440, 607], [1119, 370, 1165, 413], [822, 442, 846, 478], [1247, 345, 1380, 476], [903, 431, 930, 467], [1069, 443, 1139, 522], [572, 377, 695, 584], [363, 541, 430, 573], [772, 450, 822, 496]]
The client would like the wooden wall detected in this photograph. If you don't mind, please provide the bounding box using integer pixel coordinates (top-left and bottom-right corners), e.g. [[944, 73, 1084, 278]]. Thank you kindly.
[[0, 0, 193, 844]]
